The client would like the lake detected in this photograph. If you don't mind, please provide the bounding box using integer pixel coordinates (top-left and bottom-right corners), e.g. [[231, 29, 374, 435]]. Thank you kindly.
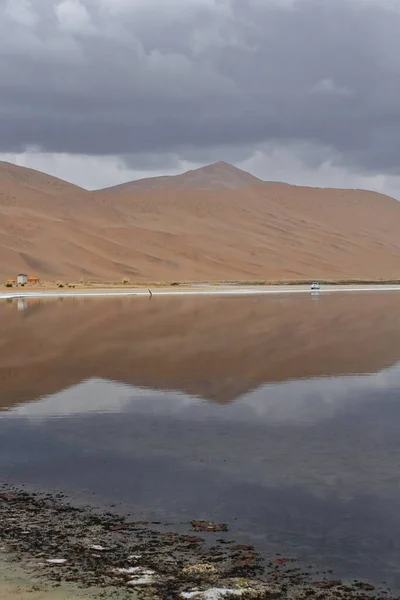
[[1, 292, 400, 591]]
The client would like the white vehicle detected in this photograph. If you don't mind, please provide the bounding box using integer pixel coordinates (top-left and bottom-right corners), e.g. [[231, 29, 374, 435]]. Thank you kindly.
[[310, 282, 320, 290]]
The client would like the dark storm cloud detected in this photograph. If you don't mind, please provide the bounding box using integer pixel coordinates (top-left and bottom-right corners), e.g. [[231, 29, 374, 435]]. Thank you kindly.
[[1, 0, 400, 173]]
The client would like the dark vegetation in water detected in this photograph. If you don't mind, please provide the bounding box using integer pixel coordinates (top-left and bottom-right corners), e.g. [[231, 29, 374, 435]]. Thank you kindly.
[[0, 486, 395, 599]]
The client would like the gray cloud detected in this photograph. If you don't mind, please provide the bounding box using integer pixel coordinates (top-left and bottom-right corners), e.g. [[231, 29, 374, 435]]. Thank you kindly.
[[1, 0, 400, 175]]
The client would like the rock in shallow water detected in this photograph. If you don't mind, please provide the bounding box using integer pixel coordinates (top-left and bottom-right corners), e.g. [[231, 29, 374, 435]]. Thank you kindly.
[[191, 521, 229, 533]]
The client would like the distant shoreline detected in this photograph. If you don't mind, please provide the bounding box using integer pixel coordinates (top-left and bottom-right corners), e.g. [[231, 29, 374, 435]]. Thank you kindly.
[[2, 282, 400, 300]]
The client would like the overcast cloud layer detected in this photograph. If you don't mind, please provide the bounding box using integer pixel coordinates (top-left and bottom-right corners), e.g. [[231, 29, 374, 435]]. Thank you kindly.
[[1, 0, 400, 192]]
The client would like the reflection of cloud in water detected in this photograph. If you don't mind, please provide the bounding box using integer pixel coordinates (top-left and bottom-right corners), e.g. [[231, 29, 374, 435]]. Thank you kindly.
[[3, 365, 400, 504], [5, 362, 400, 425], [3, 380, 196, 420]]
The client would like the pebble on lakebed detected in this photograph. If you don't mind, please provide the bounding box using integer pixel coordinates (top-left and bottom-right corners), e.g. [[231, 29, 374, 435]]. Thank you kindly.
[[0, 487, 394, 599]]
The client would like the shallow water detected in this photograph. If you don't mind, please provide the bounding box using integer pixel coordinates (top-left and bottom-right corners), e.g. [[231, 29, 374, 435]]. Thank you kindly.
[[2, 293, 400, 590]]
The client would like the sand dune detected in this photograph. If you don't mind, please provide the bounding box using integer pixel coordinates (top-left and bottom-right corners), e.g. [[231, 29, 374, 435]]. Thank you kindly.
[[1, 293, 400, 407], [1, 160, 400, 281]]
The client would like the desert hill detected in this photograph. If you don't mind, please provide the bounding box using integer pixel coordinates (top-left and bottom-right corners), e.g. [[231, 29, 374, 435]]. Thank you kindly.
[[100, 161, 263, 193], [0, 160, 400, 281]]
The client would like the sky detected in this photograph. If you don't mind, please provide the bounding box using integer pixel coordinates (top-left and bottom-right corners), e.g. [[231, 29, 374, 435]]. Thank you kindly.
[[1, 0, 400, 194]]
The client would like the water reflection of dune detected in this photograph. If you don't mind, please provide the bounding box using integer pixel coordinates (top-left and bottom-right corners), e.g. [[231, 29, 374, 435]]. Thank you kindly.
[[1, 293, 400, 408]]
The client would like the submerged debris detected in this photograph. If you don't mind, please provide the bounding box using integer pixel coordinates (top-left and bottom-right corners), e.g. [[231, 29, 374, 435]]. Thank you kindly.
[[45, 558, 67, 565], [181, 563, 220, 583], [126, 569, 157, 586], [180, 589, 245, 599], [90, 544, 108, 551], [0, 485, 395, 600]]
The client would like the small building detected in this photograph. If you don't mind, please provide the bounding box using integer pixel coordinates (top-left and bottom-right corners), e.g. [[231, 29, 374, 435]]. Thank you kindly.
[[28, 276, 39, 284], [17, 273, 28, 285]]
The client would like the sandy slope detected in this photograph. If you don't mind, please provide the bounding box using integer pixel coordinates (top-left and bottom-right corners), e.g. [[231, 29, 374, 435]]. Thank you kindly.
[[1, 293, 400, 407], [1, 160, 400, 281]]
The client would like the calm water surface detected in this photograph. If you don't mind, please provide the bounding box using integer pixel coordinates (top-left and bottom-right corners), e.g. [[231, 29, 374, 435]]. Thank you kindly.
[[1, 293, 400, 589]]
